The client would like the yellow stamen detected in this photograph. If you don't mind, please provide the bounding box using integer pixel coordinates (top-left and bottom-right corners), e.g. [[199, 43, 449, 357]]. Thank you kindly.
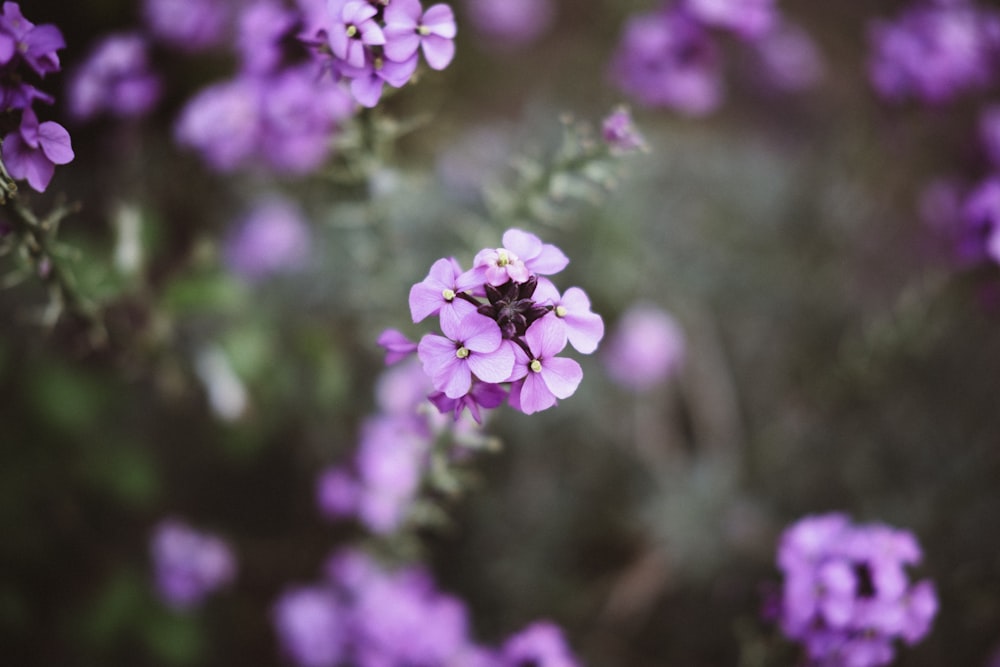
[[418, 25, 431, 36], [456, 347, 470, 359], [555, 305, 567, 318], [442, 288, 456, 302], [496, 249, 510, 267], [346, 25, 358, 38], [529, 360, 542, 373]]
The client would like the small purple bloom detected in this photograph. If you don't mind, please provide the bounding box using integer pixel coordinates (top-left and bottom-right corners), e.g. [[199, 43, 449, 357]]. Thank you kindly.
[[601, 106, 647, 155], [2, 108, 74, 193], [418, 311, 515, 399], [464, 0, 554, 47], [534, 280, 604, 354], [0, 2, 65, 76], [610, 8, 723, 115], [603, 304, 684, 391], [150, 519, 236, 610], [237, 1, 300, 74], [354, 415, 430, 533], [508, 316, 582, 415], [144, 0, 230, 51], [962, 177, 1000, 265], [500, 620, 581, 667], [223, 197, 311, 281], [471, 228, 569, 286], [175, 77, 262, 171], [409, 256, 480, 329], [384, 0, 457, 70], [67, 33, 161, 121], [683, 0, 777, 39], [273, 586, 347, 667], [342, 52, 418, 108], [377, 328, 419, 365], [316, 466, 360, 518], [328, 0, 386, 69], [750, 21, 824, 92], [429, 379, 507, 423]]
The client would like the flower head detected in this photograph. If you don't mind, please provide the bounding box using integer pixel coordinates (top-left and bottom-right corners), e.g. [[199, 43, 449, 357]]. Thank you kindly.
[[2, 108, 74, 193], [150, 519, 236, 609], [603, 304, 684, 391], [67, 33, 161, 121], [383, 0, 457, 70], [508, 316, 583, 415], [418, 311, 515, 399]]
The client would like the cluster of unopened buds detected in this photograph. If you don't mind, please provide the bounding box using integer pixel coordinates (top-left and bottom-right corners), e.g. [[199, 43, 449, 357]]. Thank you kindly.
[[380, 228, 604, 419]]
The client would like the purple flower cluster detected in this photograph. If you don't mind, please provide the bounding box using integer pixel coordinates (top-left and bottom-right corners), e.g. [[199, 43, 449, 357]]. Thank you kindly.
[[0, 2, 73, 193], [66, 32, 162, 122], [273, 547, 581, 667], [392, 228, 603, 418], [175, 1, 356, 174], [150, 518, 237, 610], [301, 0, 457, 108], [868, 0, 1000, 105], [609, 0, 822, 115], [775, 513, 938, 667]]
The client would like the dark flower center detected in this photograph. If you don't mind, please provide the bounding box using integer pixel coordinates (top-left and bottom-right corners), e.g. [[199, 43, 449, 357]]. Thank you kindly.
[[477, 277, 551, 339]]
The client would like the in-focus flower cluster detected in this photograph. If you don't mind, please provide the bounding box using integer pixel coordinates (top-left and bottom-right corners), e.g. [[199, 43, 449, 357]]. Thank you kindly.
[[609, 0, 823, 116], [386, 228, 604, 419], [150, 518, 237, 610], [273, 547, 581, 667], [303, 0, 457, 108], [868, 0, 1000, 106], [0, 2, 73, 193], [775, 513, 938, 667]]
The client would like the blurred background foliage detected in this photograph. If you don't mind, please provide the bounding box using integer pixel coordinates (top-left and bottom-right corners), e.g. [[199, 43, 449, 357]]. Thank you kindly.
[[3, 0, 1000, 665]]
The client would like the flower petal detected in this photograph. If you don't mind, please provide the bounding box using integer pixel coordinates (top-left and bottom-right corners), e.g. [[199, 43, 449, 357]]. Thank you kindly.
[[502, 228, 542, 260], [515, 372, 557, 415], [525, 314, 567, 359], [423, 4, 457, 39], [459, 313, 502, 353], [467, 345, 514, 384], [421, 34, 455, 70], [526, 243, 569, 275], [540, 356, 582, 399], [37, 122, 73, 165]]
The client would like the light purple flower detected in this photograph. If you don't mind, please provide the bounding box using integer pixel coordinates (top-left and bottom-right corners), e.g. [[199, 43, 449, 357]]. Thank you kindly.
[[418, 311, 515, 399], [223, 197, 311, 281], [377, 328, 419, 365], [464, 0, 554, 47], [175, 77, 262, 171], [316, 466, 360, 518], [500, 621, 581, 667], [237, 1, 300, 74], [683, 0, 777, 39], [533, 279, 604, 354], [429, 380, 507, 423], [150, 519, 236, 610], [354, 415, 429, 533], [508, 316, 583, 415], [341, 52, 418, 108], [868, 2, 1000, 104], [775, 513, 938, 667], [328, 0, 386, 69], [384, 0, 457, 70], [2, 108, 74, 193], [962, 176, 1000, 265], [0, 2, 65, 76], [601, 106, 647, 155], [750, 21, 824, 91], [603, 304, 684, 391], [67, 33, 161, 121], [273, 586, 347, 667], [470, 228, 569, 286], [409, 257, 480, 329], [610, 8, 723, 116], [143, 0, 230, 51]]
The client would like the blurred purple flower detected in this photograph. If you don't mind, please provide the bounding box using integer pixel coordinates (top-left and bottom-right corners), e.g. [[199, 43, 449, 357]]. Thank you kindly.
[[376, 328, 419, 365], [610, 8, 723, 116], [341, 52, 418, 108], [144, 0, 230, 51], [383, 0, 457, 70], [273, 586, 347, 667], [2, 108, 74, 193], [328, 0, 386, 69], [0, 2, 65, 76], [500, 621, 581, 667], [868, 2, 1000, 104], [354, 415, 430, 533], [961, 177, 1000, 265], [600, 106, 647, 155], [776, 513, 938, 667], [751, 21, 824, 91], [150, 518, 236, 610], [175, 77, 262, 171], [683, 0, 777, 39], [429, 379, 507, 423], [980, 105, 1000, 168], [603, 304, 684, 391], [67, 33, 161, 122], [316, 466, 360, 519], [464, 0, 554, 47], [223, 198, 311, 281], [236, 1, 300, 75]]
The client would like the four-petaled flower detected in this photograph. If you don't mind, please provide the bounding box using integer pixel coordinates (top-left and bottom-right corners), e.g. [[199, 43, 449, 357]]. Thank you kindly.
[[2, 108, 74, 193], [471, 228, 569, 286], [409, 257, 479, 330], [328, 0, 387, 69], [534, 279, 605, 354], [418, 311, 515, 399], [508, 316, 583, 415], [384, 0, 458, 70]]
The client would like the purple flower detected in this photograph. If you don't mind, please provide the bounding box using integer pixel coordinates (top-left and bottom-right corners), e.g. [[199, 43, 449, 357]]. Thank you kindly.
[[682, 0, 777, 39], [603, 304, 684, 391], [610, 8, 723, 115], [273, 586, 347, 667], [223, 197, 311, 281], [0, 2, 65, 76], [464, 0, 554, 47], [150, 519, 236, 610], [328, 0, 386, 69], [418, 311, 515, 399], [470, 228, 569, 286], [354, 415, 430, 533], [429, 380, 507, 423], [533, 280, 604, 354], [236, 1, 300, 74], [175, 77, 262, 171], [962, 177, 1000, 265], [2, 108, 74, 193], [67, 33, 161, 122], [600, 106, 647, 155], [868, 2, 1000, 104], [384, 0, 457, 70], [508, 316, 583, 415], [500, 621, 581, 667], [409, 257, 480, 329], [750, 20, 824, 91], [316, 466, 360, 518], [342, 52, 418, 108], [377, 328, 418, 365], [980, 105, 1000, 168], [143, 0, 230, 51], [775, 513, 938, 667]]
